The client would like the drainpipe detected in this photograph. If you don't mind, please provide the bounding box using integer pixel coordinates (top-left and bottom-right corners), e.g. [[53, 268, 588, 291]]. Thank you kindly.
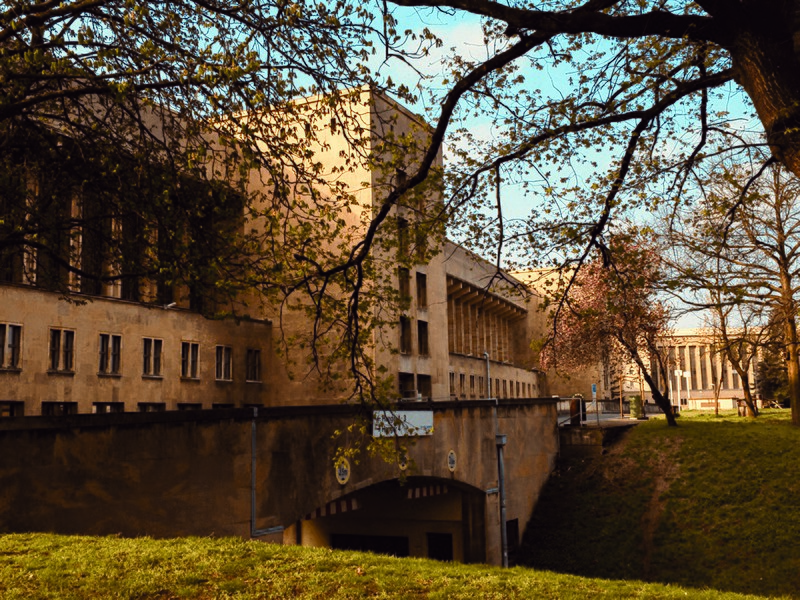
[[485, 351, 509, 568], [251, 407, 284, 538]]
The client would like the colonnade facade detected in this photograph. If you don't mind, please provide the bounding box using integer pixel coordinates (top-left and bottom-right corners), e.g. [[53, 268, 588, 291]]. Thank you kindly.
[[446, 276, 526, 364], [650, 331, 756, 409]]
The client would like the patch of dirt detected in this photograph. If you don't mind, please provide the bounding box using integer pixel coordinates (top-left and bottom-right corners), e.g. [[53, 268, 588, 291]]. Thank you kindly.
[[639, 436, 682, 579]]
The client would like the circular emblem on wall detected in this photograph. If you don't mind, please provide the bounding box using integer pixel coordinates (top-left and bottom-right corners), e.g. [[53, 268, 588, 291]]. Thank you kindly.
[[398, 453, 408, 471], [447, 450, 457, 473], [335, 457, 351, 485]]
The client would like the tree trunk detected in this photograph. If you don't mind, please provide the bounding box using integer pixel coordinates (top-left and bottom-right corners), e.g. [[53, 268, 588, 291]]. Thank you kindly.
[[729, 9, 800, 180], [643, 371, 677, 427], [783, 315, 800, 425]]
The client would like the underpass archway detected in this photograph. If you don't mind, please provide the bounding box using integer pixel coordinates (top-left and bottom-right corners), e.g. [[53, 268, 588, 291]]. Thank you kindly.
[[283, 477, 487, 563]]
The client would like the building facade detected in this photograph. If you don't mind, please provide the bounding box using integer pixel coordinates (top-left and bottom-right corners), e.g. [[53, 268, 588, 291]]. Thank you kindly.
[[0, 90, 545, 417], [650, 328, 758, 411]]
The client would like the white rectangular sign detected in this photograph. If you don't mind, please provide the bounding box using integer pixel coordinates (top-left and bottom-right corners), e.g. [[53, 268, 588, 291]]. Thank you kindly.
[[373, 410, 434, 437]]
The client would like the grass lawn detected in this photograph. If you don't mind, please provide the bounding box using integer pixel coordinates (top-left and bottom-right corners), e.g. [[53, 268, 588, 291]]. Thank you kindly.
[[1, 409, 797, 598], [520, 409, 800, 598], [0, 531, 775, 599]]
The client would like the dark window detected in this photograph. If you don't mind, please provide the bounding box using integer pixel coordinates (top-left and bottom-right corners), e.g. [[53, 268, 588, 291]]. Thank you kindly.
[[399, 317, 412, 354], [143, 338, 163, 376], [470, 375, 475, 398], [215, 345, 232, 381], [417, 321, 429, 356], [98, 333, 121, 375], [93, 402, 124, 414], [426, 533, 453, 561], [394, 168, 407, 189], [416, 272, 427, 308], [506, 518, 520, 556], [399, 372, 416, 399], [417, 374, 432, 400], [331, 534, 409, 558], [212, 403, 235, 409], [138, 402, 166, 412], [181, 342, 199, 379], [177, 403, 202, 410], [49, 328, 75, 372], [0, 324, 22, 369], [449, 372, 455, 397], [41, 402, 77, 416], [398, 267, 410, 302], [246, 348, 261, 382], [0, 401, 24, 417], [397, 218, 409, 258], [459, 373, 466, 398]]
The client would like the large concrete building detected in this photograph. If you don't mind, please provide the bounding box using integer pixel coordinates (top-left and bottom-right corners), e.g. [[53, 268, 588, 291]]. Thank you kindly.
[[0, 90, 544, 416]]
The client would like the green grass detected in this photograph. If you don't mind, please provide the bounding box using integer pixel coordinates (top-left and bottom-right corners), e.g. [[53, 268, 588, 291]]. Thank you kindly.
[[520, 409, 800, 598], [0, 532, 773, 599], [2, 410, 798, 599]]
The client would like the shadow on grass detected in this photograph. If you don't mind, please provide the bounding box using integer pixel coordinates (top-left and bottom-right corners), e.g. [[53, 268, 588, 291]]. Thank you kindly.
[[517, 410, 800, 598]]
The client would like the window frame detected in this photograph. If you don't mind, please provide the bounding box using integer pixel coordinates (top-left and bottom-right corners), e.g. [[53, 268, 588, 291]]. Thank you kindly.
[[142, 337, 163, 377], [181, 341, 200, 379], [245, 348, 262, 382], [399, 316, 412, 355], [215, 345, 233, 381], [98, 333, 122, 375], [416, 272, 427, 308], [0, 323, 22, 370], [417, 320, 429, 356], [48, 328, 75, 373]]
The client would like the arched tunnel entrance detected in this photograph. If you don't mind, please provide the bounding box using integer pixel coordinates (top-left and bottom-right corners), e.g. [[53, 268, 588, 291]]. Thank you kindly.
[[283, 478, 487, 563]]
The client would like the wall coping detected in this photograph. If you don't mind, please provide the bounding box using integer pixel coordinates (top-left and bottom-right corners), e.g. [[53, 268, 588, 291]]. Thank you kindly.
[[0, 397, 558, 433]]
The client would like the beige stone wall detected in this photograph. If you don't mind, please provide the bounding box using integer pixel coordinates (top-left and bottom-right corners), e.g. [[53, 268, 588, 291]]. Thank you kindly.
[[0, 284, 276, 414]]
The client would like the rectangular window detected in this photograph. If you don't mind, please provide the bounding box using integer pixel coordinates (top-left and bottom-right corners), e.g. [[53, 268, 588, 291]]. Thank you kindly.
[[478, 376, 485, 398], [143, 338, 163, 377], [215, 345, 232, 381], [459, 373, 466, 398], [93, 402, 124, 414], [417, 321, 429, 356], [417, 374, 432, 399], [416, 272, 427, 308], [397, 218, 409, 257], [399, 317, 412, 354], [449, 372, 455, 397], [98, 334, 121, 375], [181, 342, 199, 379], [48, 328, 75, 372], [398, 267, 411, 302], [246, 348, 261, 382], [0, 401, 24, 417], [0, 323, 22, 369], [470, 375, 475, 398], [41, 401, 77, 416]]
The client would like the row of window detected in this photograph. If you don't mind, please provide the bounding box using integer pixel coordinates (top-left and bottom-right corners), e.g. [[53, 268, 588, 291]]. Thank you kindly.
[[449, 372, 534, 400], [1, 323, 262, 382]]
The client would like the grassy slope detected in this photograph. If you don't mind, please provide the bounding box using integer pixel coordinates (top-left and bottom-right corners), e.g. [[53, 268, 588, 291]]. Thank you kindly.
[[520, 409, 800, 598], [0, 532, 771, 599]]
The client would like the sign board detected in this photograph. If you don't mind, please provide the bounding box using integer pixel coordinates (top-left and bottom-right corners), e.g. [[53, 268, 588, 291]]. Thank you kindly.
[[591, 383, 597, 400], [373, 410, 434, 438]]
